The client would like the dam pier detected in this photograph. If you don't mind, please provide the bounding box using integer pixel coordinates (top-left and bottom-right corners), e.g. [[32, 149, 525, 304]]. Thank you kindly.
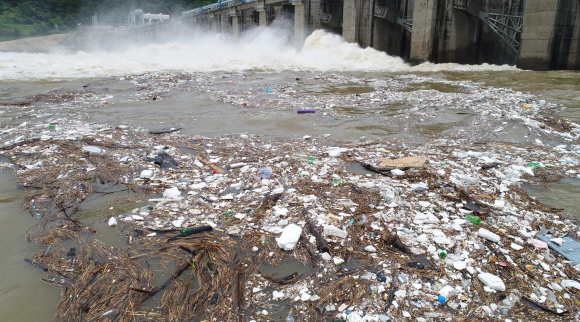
[[172, 0, 580, 70]]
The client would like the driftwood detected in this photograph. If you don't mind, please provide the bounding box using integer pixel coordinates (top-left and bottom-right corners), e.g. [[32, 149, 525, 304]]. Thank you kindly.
[[149, 127, 182, 134], [168, 225, 213, 241], [463, 201, 488, 214], [359, 162, 393, 177], [300, 234, 318, 268], [307, 218, 329, 253], [197, 156, 225, 174], [130, 259, 191, 296], [482, 162, 500, 170], [24, 258, 48, 271], [260, 271, 302, 285], [455, 185, 488, 211], [0, 138, 40, 150], [237, 260, 244, 322], [523, 295, 568, 316], [381, 230, 410, 254], [384, 269, 399, 311]]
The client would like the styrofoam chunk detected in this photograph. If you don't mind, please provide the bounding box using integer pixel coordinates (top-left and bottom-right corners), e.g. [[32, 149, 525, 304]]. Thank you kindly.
[[272, 291, 284, 300], [276, 224, 302, 251], [323, 225, 348, 238], [365, 245, 377, 252], [478, 273, 505, 291], [140, 170, 153, 178], [561, 279, 580, 290], [163, 187, 183, 201]]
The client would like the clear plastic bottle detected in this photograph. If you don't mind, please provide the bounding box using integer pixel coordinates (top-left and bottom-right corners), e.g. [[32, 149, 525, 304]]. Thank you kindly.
[[435, 248, 446, 258], [286, 314, 295, 322], [360, 299, 372, 309], [260, 235, 266, 247], [259, 167, 270, 178]]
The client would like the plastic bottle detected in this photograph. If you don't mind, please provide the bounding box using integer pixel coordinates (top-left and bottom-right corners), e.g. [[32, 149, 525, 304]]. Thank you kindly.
[[259, 167, 270, 178], [465, 214, 481, 224], [360, 299, 372, 309], [260, 235, 266, 247], [286, 314, 294, 322], [436, 248, 446, 259], [357, 214, 368, 225], [543, 249, 555, 262], [478, 228, 501, 243]]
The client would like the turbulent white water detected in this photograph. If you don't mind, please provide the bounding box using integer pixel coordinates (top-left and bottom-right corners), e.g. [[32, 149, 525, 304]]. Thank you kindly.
[[0, 28, 516, 81]]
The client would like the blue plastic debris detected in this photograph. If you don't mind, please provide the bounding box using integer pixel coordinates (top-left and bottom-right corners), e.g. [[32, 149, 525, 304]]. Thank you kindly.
[[536, 227, 580, 265]]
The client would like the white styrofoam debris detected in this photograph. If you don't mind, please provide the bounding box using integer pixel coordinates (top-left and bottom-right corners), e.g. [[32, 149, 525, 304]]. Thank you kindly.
[[82, 145, 102, 155], [140, 170, 153, 178], [365, 245, 377, 252], [272, 291, 284, 300], [561, 279, 580, 290], [276, 224, 302, 251], [323, 225, 348, 238], [163, 187, 183, 201], [478, 273, 506, 291], [478, 228, 501, 243]]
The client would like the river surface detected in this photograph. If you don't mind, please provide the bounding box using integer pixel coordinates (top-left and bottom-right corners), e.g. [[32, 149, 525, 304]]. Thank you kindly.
[[1, 28, 580, 321]]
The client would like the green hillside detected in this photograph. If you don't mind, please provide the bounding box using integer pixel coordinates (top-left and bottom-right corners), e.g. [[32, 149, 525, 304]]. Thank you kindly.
[[0, 0, 214, 40]]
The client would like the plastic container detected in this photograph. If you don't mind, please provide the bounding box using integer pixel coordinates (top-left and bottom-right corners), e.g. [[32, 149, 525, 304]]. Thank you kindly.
[[259, 167, 270, 178], [478, 228, 501, 243], [286, 314, 294, 322], [465, 214, 481, 224], [357, 214, 368, 225]]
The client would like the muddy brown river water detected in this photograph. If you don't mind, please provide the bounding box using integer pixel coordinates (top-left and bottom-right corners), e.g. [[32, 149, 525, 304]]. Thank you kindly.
[[1, 29, 580, 321]]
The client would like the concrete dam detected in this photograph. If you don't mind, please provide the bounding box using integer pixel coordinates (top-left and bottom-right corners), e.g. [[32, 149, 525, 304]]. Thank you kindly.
[[140, 0, 575, 71], [5, 0, 577, 71]]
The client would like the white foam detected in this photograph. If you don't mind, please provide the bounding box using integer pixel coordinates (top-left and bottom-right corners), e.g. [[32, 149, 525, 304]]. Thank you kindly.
[[0, 27, 517, 80]]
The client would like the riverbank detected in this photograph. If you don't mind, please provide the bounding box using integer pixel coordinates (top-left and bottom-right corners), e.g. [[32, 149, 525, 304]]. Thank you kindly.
[[0, 33, 71, 52]]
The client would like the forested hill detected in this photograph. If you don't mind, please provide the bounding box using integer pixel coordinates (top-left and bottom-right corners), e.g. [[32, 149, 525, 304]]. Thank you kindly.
[[0, 0, 213, 38]]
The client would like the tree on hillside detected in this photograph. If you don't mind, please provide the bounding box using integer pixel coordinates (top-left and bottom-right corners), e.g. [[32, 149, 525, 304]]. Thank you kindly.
[[1, 0, 218, 30]]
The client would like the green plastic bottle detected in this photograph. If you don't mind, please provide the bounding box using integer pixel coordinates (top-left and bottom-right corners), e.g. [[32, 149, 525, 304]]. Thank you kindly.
[[465, 214, 481, 224]]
